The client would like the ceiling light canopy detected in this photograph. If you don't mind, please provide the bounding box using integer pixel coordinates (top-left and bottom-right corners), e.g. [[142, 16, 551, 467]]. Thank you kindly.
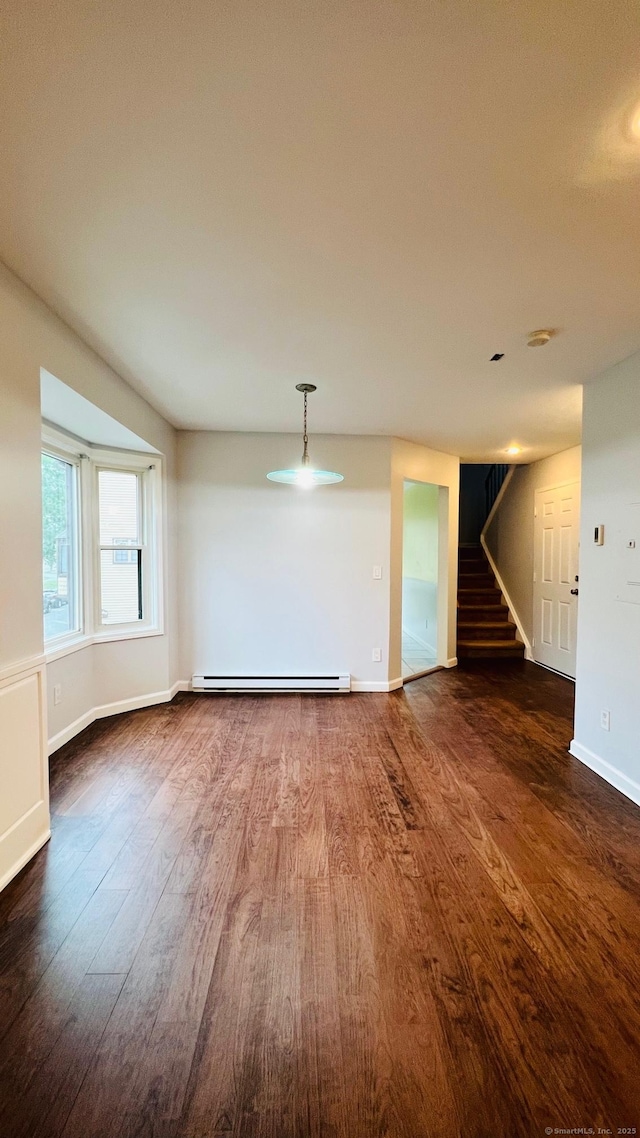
[[267, 384, 344, 488], [527, 329, 554, 348]]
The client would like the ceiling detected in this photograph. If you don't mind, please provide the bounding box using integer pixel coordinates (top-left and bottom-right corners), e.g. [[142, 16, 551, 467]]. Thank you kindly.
[[2, 1, 640, 460], [41, 370, 160, 453]]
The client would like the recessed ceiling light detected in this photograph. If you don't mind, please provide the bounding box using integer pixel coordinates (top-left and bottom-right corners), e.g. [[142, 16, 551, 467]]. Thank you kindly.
[[527, 329, 554, 348], [506, 446, 521, 456]]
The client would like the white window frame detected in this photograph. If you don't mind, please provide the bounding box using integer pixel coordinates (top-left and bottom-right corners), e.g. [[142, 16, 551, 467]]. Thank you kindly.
[[41, 441, 83, 650], [41, 426, 164, 662], [92, 451, 161, 638]]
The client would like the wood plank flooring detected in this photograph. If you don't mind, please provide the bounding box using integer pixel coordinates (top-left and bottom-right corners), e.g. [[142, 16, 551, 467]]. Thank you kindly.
[[1, 663, 639, 1137]]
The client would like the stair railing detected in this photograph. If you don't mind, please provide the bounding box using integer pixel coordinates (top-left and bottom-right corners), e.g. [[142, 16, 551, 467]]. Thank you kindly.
[[484, 463, 509, 522]]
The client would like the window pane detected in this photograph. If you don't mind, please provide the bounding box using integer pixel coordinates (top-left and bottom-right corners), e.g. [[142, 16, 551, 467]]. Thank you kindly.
[[99, 470, 139, 546], [42, 453, 79, 641], [100, 549, 142, 624]]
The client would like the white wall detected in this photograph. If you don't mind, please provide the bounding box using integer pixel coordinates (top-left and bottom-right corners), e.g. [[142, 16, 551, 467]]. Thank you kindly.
[[178, 433, 395, 690], [390, 439, 460, 675], [178, 432, 460, 691], [485, 446, 582, 645], [402, 481, 439, 656], [0, 261, 177, 889], [572, 355, 640, 807]]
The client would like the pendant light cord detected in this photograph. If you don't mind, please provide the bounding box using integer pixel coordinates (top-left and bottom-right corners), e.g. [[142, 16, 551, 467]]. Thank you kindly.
[[302, 389, 309, 465], [266, 382, 342, 483]]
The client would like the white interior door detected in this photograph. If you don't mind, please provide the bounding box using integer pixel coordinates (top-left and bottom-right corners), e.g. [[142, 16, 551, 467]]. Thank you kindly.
[[533, 481, 580, 678]]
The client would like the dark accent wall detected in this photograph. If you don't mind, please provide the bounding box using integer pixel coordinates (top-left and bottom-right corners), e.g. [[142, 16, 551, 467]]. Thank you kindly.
[[458, 464, 493, 545]]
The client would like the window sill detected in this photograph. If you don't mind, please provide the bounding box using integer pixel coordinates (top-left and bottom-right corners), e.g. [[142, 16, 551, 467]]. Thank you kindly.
[[45, 627, 163, 664], [92, 626, 163, 646], [45, 634, 93, 664]]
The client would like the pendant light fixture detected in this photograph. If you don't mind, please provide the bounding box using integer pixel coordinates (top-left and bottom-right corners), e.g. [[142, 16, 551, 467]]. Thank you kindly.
[[267, 384, 344, 487]]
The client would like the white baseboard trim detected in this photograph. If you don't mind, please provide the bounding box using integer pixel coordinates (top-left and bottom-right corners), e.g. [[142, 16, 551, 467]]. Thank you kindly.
[[48, 680, 191, 755], [0, 828, 51, 894], [480, 536, 533, 660], [445, 657, 458, 668], [49, 710, 95, 754], [351, 677, 404, 693], [569, 740, 640, 810]]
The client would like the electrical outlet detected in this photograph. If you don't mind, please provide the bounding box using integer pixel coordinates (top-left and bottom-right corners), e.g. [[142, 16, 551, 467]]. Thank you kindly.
[[372, 565, 382, 580], [600, 709, 610, 731], [53, 684, 62, 706], [372, 648, 382, 663]]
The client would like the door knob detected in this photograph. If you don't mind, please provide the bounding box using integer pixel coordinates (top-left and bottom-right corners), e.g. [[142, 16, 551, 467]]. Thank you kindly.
[[570, 588, 579, 596]]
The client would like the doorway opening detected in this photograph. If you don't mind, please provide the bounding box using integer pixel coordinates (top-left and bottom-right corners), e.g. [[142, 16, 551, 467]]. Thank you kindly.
[[401, 480, 439, 680]]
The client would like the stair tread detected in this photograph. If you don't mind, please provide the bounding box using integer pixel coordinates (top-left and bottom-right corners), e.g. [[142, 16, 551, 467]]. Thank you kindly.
[[458, 582, 499, 588], [457, 544, 518, 659], [457, 621, 515, 629], [458, 597, 505, 603], [458, 598, 505, 603], [457, 604, 507, 610], [458, 587, 500, 594], [457, 639, 524, 649]]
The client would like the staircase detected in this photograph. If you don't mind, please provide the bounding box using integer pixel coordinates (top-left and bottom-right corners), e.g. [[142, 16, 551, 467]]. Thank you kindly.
[[457, 546, 525, 659]]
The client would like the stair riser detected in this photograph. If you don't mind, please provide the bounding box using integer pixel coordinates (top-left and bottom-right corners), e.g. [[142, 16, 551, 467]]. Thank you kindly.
[[458, 592, 502, 606], [457, 545, 520, 659], [458, 605, 508, 617], [457, 626, 516, 641]]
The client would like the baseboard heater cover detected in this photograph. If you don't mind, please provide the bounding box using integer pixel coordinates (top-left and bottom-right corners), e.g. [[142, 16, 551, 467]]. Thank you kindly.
[[192, 672, 351, 694]]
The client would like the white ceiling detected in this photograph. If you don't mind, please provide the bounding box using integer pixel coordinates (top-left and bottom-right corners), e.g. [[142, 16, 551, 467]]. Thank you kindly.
[[2, 1, 640, 460]]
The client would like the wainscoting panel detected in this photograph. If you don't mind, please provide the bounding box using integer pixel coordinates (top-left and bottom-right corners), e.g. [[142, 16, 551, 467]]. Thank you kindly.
[[0, 659, 50, 891]]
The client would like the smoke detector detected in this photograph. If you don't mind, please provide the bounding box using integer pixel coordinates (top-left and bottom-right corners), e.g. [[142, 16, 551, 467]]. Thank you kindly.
[[527, 329, 554, 348]]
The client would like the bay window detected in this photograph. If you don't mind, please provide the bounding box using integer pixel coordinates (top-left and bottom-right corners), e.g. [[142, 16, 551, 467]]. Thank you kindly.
[[41, 427, 162, 652]]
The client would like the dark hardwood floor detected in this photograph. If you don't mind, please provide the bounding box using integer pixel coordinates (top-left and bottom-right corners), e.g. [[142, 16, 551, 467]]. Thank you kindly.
[[1, 663, 639, 1137]]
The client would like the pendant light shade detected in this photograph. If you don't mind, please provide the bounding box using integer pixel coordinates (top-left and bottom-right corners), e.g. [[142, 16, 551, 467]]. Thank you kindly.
[[267, 384, 344, 487], [266, 467, 344, 486]]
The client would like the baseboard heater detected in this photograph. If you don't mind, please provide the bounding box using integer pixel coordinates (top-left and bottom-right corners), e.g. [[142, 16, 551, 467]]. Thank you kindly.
[[192, 672, 351, 694]]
